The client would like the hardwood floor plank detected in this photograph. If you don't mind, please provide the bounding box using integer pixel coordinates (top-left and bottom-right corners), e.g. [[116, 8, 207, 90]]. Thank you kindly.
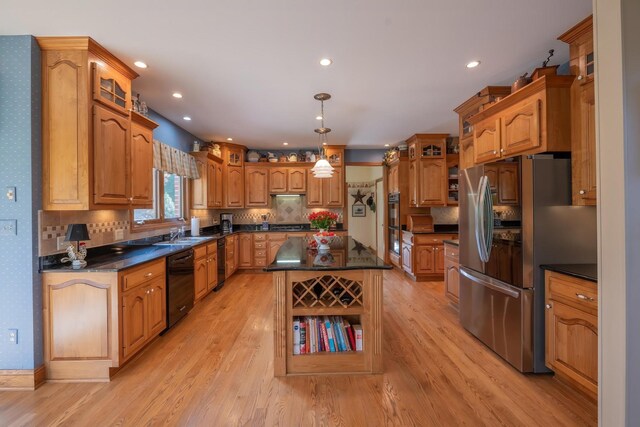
[[0, 270, 596, 426]]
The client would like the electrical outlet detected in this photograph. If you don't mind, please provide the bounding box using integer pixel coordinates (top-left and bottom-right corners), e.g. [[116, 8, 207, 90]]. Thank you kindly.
[[0, 220, 17, 236], [6, 186, 16, 202], [8, 329, 18, 344], [57, 236, 67, 250], [114, 229, 124, 240]]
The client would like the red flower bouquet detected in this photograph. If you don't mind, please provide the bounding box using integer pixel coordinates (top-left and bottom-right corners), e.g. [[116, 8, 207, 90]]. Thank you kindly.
[[308, 210, 338, 231]]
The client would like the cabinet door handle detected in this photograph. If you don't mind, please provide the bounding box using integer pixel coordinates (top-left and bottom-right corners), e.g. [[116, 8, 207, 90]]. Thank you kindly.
[[492, 150, 497, 155], [579, 190, 586, 195], [545, 304, 552, 309], [144, 273, 153, 278], [500, 148, 505, 153], [577, 75, 584, 81], [576, 293, 594, 302], [146, 290, 150, 294]]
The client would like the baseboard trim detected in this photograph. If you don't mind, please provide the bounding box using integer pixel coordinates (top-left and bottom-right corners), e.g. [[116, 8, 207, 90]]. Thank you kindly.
[[0, 365, 46, 390]]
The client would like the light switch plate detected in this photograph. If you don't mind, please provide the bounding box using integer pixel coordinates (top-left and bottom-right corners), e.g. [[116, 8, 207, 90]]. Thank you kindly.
[[114, 229, 124, 240], [57, 236, 67, 250], [8, 329, 18, 344], [0, 220, 17, 235]]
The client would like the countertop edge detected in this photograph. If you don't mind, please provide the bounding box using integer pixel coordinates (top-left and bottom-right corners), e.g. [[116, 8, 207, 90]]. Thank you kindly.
[[541, 264, 598, 283]]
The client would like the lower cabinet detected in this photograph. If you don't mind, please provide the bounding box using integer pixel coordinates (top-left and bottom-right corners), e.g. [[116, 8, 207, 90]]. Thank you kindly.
[[238, 233, 253, 268], [443, 242, 459, 304], [225, 235, 237, 278], [401, 231, 457, 281], [195, 241, 219, 302], [545, 270, 598, 400], [268, 233, 288, 265], [206, 242, 218, 291]]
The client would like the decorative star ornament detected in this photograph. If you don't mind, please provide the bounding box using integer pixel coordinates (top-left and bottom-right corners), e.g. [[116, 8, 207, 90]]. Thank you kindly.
[[351, 189, 366, 204], [351, 240, 369, 255]]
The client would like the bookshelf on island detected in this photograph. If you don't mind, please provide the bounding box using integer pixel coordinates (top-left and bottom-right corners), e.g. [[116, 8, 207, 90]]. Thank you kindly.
[[265, 236, 390, 376]]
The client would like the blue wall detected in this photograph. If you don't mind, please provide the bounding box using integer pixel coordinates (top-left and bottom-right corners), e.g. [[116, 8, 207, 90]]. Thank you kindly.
[[147, 109, 205, 152], [345, 149, 386, 163], [0, 36, 42, 370]]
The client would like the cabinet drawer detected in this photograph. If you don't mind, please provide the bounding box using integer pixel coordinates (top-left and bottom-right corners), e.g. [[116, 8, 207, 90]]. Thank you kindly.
[[254, 250, 267, 258], [268, 233, 287, 241], [254, 241, 267, 249], [547, 271, 597, 313], [253, 257, 267, 267], [122, 258, 165, 292], [414, 233, 456, 245], [194, 244, 207, 260], [206, 242, 217, 255], [253, 233, 267, 241]]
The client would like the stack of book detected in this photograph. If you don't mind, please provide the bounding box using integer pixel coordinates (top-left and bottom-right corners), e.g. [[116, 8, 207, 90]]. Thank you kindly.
[[293, 316, 363, 355]]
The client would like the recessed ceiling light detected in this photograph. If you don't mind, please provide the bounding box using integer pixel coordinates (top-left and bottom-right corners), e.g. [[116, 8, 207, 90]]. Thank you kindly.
[[134, 61, 147, 69], [322, 142, 327, 146], [283, 142, 289, 146], [226, 137, 233, 141], [384, 144, 390, 147], [183, 116, 191, 121], [320, 58, 332, 66], [172, 92, 183, 99], [466, 60, 481, 68], [316, 116, 323, 120]]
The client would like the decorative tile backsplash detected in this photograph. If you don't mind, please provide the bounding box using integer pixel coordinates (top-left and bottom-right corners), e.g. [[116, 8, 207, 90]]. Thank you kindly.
[[431, 207, 459, 224]]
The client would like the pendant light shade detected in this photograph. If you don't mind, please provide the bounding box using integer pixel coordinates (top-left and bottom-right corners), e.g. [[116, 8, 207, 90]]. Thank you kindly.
[[312, 93, 335, 178]]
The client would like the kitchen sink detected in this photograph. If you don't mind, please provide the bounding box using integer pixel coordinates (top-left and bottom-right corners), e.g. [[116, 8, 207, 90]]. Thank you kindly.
[[153, 236, 212, 246]]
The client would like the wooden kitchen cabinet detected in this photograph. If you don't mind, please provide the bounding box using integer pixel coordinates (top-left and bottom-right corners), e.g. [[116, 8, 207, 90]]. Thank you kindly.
[[268, 233, 288, 264], [474, 118, 502, 164], [129, 112, 158, 206], [485, 162, 519, 206], [238, 233, 253, 268], [194, 253, 208, 301], [93, 104, 130, 205], [121, 285, 147, 360], [324, 167, 344, 207], [454, 86, 512, 170], [191, 152, 224, 209], [387, 163, 399, 194], [545, 270, 598, 400], [444, 242, 460, 304], [206, 243, 218, 291], [401, 232, 456, 281], [245, 166, 269, 207], [38, 37, 139, 211], [418, 160, 447, 206], [469, 73, 573, 165], [225, 235, 237, 278], [269, 169, 287, 193], [559, 15, 596, 206], [414, 245, 435, 275], [226, 166, 245, 208], [288, 168, 307, 193], [195, 242, 218, 302], [306, 169, 323, 207], [407, 134, 449, 207]]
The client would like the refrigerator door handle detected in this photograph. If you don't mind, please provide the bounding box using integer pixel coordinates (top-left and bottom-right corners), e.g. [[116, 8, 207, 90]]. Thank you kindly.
[[475, 176, 487, 262], [460, 267, 520, 298], [483, 175, 494, 261], [475, 175, 492, 262]]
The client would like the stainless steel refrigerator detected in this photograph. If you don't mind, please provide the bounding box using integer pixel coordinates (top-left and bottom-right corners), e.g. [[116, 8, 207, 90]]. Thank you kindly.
[[459, 155, 596, 372]]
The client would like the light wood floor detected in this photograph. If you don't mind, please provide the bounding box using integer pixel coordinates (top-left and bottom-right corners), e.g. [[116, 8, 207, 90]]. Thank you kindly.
[[0, 269, 596, 426]]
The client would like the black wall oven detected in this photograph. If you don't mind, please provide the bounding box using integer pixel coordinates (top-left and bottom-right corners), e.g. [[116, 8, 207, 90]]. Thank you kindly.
[[388, 193, 401, 256]]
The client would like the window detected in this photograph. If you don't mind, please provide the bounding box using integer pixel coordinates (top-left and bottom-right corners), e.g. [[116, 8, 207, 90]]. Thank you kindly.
[[132, 169, 185, 229]]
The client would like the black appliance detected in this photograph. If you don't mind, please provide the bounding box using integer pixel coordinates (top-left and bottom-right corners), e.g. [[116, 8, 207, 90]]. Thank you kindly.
[[388, 193, 401, 256], [166, 248, 195, 329], [459, 156, 597, 372], [215, 238, 225, 290]]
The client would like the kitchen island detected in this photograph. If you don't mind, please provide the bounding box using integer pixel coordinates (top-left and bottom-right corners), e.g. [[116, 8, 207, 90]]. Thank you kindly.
[[265, 236, 391, 376]]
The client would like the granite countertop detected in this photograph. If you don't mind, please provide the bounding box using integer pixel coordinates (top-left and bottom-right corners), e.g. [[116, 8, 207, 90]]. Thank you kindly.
[[402, 224, 459, 235], [40, 224, 348, 273], [541, 264, 598, 282], [264, 237, 392, 272], [443, 239, 459, 246]]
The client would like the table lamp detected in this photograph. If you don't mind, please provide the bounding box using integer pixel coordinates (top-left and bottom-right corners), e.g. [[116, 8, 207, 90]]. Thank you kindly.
[[64, 223, 90, 268]]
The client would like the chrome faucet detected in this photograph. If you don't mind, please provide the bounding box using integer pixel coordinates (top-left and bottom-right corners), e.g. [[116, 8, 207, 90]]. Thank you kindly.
[[169, 227, 180, 242]]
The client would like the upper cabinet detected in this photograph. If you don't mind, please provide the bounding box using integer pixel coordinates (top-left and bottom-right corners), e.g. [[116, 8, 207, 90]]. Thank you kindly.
[[485, 162, 519, 206], [220, 143, 246, 208], [268, 167, 307, 194], [559, 15, 596, 206], [191, 151, 223, 209], [38, 37, 139, 210], [387, 161, 399, 194], [454, 86, 512, 170], [407, 134, 449, 207], [129, 112, 158, 206], [245, 166, 269, 207], [468, 73, 574, 165]]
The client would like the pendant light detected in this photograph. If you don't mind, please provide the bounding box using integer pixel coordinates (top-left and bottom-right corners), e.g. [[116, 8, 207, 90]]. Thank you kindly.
[[311, 93, 335, 178]]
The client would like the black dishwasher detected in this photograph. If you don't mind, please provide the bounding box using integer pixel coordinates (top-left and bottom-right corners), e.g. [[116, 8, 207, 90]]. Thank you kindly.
[[165, 248, 194, 330]]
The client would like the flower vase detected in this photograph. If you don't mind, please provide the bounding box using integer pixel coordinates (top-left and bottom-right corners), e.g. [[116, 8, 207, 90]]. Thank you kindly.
[[313, 229, 335, 251]]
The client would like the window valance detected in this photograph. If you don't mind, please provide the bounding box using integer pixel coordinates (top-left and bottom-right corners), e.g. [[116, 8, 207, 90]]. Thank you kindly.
[[153, 140, 199, 179]]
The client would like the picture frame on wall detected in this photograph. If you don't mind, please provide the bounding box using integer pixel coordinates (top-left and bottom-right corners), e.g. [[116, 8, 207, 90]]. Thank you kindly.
[[352, 203, 366, 217]]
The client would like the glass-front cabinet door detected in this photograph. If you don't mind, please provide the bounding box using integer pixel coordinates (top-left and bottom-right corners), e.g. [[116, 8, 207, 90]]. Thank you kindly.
[[92, 62, 130, 115]]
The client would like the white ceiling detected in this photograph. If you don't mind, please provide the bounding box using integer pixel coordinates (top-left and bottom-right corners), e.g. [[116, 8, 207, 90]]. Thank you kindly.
[[2, 0, 592, 149]]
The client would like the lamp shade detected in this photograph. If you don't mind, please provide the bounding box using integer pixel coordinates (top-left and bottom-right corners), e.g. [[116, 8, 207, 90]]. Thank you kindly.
[[64, 224, 90, 242], [311, 158, 335, 178]]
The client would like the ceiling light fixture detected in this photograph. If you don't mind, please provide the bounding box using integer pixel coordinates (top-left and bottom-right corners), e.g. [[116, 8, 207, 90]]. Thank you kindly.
[[283, 142, 289, 146], [172, 92, 183, 98], [226, 137, 233, 141], [466, 60, 481, 68], [316, 116, 323, 120], [183, 116, 191, 121], [320, 58, 332, 66], [134, 61, 147, 69], [384, 144, 390, 147], [311, 93, 335, 179]]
